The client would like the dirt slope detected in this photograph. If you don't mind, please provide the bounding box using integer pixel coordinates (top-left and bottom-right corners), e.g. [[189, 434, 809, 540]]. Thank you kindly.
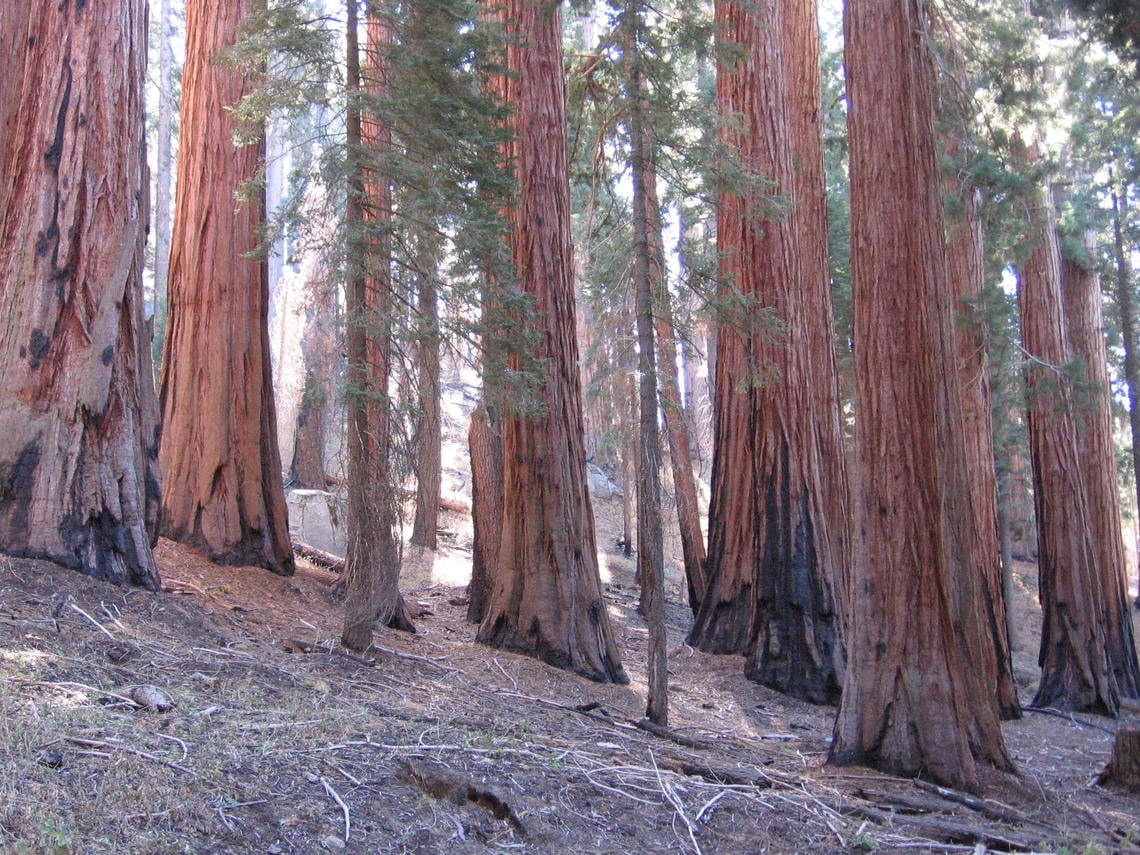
[[1, 522, 1138, 854]]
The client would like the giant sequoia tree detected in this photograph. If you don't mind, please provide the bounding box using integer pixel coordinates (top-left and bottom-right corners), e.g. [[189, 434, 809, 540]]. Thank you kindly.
[[475, 0, 627, 683], [1061, 243, 1140, 702], [0, 0, 160, 586], [831, 0, 1011, 790], [160, 0, 294, 575], [1020, 182, 1138, 713], [689, 0, 847, 706]]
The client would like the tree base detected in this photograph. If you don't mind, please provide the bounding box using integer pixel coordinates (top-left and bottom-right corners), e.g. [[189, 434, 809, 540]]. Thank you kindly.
[[1097, 727, 1140, 792]]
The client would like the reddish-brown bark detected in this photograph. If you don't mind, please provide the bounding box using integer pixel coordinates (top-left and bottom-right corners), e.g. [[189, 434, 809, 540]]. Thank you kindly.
[[466, 404, 502, 624], [1060, 245, 1140, 701], [0, 1, 160, 586], [646, 164, 707, 614], [691, 0, 846, 707], [476, 0, 626, 683], [625, 5, 668, 723], [831, 0, 1011, 790], [160, 0, 293, 575], [410, 236, 442, 551], [946, 185, 1021, 720], [290, 308, 333, 490], [1019, 184, 1121, 714]]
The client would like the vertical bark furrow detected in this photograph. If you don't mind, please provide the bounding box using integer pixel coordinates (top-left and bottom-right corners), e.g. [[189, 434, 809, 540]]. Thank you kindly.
[[160, 0, 293, 576], [0, 0, 159, 587], [476, 0, 627, 684]]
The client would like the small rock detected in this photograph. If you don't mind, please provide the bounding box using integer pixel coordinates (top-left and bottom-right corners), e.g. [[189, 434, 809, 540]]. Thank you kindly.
[[36, 748, 64, 769], [320, 835, 346, 851], [128, 684, 174, 712]]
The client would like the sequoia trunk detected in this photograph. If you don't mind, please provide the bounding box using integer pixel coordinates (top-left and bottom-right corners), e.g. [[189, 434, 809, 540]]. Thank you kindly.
[[0, 0, 160, 586], [831, 0, 1011, 790], [1060, 244, 1140, 700], [160, 0, 293, 575], [692, 0, 846, 707], [946, 184, 1021, 720], [476, 0, 627, 683], [1019, 184, 1120, 714]]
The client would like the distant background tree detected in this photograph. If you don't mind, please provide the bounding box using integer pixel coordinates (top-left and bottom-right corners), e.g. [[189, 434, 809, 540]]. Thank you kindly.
[[0, 0, 160, 586]]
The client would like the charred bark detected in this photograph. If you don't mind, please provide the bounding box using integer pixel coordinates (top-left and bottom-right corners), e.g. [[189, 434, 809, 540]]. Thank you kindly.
[[0, 0, 160, 587], [692, 0, 846, 709]]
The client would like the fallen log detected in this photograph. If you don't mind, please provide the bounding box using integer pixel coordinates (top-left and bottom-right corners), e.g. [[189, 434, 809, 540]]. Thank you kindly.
[[292, 541, 345, 571]]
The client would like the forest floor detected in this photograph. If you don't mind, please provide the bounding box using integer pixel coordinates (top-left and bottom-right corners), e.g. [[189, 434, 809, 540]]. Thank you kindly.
[[1, 495, 1139, 854]]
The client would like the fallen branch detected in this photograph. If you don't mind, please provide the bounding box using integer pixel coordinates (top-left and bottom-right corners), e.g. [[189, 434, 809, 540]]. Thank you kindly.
[[911, 780, 1042, 828], [321, 776, 351, 844], [68, 603, 116, 640], [292, 541, 345, 571], [635, 718, 718, 751], [1022, 706, 1116, 734], [285, 639, 376, 668], [62, 736, 197, 776], [369, 644, 460, 674]]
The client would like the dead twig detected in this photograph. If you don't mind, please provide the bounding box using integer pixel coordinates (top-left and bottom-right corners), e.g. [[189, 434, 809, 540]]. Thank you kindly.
[[320, 776, 351, 843], [369, 644, 461, 674], [60, 736, 197, 776], [650, 752, 703, 855], [68, 602, 116, 640]]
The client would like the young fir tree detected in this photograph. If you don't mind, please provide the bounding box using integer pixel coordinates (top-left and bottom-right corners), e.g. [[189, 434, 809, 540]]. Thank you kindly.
[[619, 0, 668, 724], [341, 0, 412, 650], [0, 0, 160, 586], [230, 0, 515, 641]]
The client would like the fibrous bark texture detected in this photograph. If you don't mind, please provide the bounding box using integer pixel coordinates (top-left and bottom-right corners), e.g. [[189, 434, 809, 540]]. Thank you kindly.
[[831, 0, 1011, 790], [625, 5, 668, 723], [1060, 245, 1140, 701], [1019, 184, 1122, 715], [647, 162, 707, 614], [1098, 727, 1140, 792], [466, 404, 502, 624], [410, 236, 442, 551], [476, 0, 627, 684], [691, 0, 847, 707], [160, 0, 293, 575], [0, 0, 160, 587], [946, 185, 1021, 720]]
